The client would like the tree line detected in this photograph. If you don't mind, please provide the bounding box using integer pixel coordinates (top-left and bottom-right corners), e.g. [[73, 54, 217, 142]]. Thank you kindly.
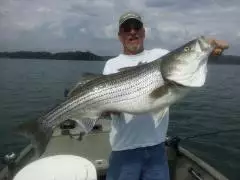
[[0, 51, 113, 61], [0, 51, 239, 64]]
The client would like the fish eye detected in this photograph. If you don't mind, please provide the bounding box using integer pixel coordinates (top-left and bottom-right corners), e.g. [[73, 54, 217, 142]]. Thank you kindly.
[[184, 46, 190, 52]]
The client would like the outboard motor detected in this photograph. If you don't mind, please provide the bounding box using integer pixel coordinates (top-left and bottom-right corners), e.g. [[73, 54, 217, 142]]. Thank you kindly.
[[13, 155, 97, 180]]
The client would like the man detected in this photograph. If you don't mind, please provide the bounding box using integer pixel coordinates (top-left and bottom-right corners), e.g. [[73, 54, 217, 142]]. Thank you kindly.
[[102, 11, 229, 180]]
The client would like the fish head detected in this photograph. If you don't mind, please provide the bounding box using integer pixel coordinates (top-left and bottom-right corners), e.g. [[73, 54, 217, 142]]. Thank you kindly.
[[160, 36, 214, 86], [171, 36, 214, 64]]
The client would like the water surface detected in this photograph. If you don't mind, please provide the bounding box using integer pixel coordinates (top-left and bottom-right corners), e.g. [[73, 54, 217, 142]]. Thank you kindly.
[[0, 58, 239, 179]]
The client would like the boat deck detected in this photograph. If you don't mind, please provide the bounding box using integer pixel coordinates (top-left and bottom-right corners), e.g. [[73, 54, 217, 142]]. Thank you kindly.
[[0, 119, 229, 180]]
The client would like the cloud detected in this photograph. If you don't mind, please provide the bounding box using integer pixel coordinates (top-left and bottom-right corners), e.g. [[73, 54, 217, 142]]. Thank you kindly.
[[36, 7, 51, 13], [0, 0, 239, 55]]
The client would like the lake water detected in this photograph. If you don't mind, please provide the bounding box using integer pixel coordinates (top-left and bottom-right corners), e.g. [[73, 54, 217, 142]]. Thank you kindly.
[[0, 58, 240, 179]]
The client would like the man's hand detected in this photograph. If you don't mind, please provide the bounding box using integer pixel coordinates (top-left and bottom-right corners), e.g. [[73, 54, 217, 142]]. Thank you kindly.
[[206, 38, 229, 56]]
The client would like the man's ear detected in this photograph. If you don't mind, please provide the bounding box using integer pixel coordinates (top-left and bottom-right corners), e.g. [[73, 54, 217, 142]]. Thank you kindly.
[[118, 32, 123, 43], [142, 27, 146, 39]]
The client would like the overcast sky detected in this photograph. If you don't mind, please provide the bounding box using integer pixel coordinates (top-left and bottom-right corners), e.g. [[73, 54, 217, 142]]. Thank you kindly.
[[0, 0, 239, 56]]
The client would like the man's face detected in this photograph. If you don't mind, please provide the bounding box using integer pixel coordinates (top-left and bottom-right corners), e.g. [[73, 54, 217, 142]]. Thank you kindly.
[[118, 19, 145, 53]]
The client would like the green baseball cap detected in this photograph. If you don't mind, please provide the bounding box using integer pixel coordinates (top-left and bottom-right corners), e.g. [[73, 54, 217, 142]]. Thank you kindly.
[[118, 11, 143, 27]]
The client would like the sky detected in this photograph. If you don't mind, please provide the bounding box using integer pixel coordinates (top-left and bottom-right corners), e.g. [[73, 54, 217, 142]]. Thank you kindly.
[[0, 0, 239, 56]]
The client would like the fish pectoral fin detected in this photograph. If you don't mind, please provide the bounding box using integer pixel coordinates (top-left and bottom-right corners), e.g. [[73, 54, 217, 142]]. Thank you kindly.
[[14, 120, 52, 156], [149, 85, 169, 99], [65, 72, 104, 98], [150, 80, 183, 99]]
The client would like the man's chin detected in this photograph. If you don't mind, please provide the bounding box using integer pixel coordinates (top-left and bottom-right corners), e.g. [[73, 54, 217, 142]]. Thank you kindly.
[[126, 45, 141, 52]]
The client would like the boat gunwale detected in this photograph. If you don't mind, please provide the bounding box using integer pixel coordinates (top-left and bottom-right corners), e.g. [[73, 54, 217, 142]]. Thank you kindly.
[[178, 146, 229, 180]]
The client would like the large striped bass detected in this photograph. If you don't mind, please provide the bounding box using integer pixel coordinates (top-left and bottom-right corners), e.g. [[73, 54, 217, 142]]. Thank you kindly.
[[16, 36, 214, 153]]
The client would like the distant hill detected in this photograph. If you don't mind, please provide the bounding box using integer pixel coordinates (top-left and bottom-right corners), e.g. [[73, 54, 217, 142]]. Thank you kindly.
[[0, 51, 239, 65], [0, 51, 105, 61], [209, 54, 240, 65]]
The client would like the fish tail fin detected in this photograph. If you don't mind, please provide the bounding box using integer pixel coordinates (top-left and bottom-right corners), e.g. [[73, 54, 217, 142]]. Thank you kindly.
[[14, 120, 52, 155]]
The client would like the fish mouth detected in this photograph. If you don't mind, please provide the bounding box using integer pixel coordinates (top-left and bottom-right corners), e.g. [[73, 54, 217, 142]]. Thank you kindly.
[[197, 36, 213, 52]]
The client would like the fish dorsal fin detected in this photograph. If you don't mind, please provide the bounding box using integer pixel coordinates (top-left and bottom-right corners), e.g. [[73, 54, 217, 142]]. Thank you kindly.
[[118, 66, 138, 72], [65, 72, 103, 98], [118, 61, 148, 72]]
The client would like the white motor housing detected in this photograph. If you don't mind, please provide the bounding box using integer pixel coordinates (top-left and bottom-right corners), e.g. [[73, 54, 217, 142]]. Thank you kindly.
[[13, 155, 97, 180]]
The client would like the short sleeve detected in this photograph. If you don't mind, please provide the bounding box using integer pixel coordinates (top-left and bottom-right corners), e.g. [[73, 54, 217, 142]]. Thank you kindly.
[[102, 61, 110, 75]]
